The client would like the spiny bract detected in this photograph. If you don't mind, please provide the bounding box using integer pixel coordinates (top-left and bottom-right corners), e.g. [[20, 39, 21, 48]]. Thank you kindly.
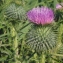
[[25, 25, 57, 52]]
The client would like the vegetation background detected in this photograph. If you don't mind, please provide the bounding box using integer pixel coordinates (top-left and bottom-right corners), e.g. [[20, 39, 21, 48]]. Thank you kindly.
[[0, 0, 63, 63]]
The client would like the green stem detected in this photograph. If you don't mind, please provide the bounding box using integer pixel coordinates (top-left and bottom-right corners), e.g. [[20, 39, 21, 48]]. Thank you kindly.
[[22, 0, 25, 7], [54, 0, 58, 11], [40, 53, 46, 63], [33, 53, 39, 63], [51, 53, 63, 57], [11, 23, 21, 63], [57, 24, 63, 49]]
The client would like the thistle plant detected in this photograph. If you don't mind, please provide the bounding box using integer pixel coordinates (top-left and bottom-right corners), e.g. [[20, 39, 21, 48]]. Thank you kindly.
[[26, 6, 56, 52], [26, 6, 57, 63], [0, 0, 63, 63]]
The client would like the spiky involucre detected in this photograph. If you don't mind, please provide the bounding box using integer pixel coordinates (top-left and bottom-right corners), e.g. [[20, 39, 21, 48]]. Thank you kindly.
[[26, 25, 57, 52], [5, 3, 26, 20]]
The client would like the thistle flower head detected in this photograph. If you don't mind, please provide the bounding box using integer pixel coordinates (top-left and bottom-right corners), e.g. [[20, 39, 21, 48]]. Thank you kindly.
[[27, 7, 54, 25], [5, 3, 26, 20], [56, 4, 62, 9], [26, 25, 56, 52]]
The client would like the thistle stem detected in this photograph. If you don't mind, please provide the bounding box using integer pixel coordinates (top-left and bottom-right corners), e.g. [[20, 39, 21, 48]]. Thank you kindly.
[[40, 53, 46, 63], [33, 53, 39, 63], [54, 0, 58, 11], [51, 53, 63, 57], [57, 24, 63, 48]]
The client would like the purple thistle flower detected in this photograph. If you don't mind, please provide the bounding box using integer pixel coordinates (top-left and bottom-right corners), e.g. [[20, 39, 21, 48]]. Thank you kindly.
[[27, 7, 54, 25]]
